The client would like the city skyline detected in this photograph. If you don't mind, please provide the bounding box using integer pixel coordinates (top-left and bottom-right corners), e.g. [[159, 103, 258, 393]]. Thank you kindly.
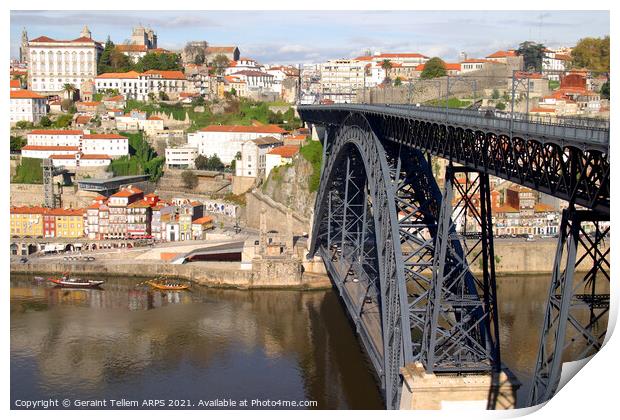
[[10, 10, 610, 64]]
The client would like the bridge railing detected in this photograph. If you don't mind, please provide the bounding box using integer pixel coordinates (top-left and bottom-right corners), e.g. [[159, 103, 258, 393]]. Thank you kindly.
[[300, 104, 610, 147]]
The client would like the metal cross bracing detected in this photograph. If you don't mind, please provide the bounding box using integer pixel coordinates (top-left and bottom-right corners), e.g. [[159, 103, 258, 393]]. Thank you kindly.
[[529, 207, 610, 406], [299, 104, 610, 216], [308, 112, 504, 409], [420, 165, 501, 373]]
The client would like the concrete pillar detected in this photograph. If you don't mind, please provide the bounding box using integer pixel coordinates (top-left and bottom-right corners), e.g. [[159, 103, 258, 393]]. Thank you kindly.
[[399, 362, 519, 410], [259, 205, 267, 256], [311, 124, 319, 141]]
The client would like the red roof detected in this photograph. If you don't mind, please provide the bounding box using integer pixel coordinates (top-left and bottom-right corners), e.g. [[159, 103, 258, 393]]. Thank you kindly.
[[83, 133, 127, 139], [96, 71, 142, 80], [29, 129, 83, 135], [10, 89, 45, 99], [415, 63, 461, 71], [486, 50, 517, 59], [105, 95, 125, 101], [376, 53, 428, 59], [193, 216, 214, 224], [128, 199, 151, 208], [77, 101, 102, 107], [22, 145, 79, 151], [80, 154, 112, 160], [111, 189, 141, 198], [11, 206, 47, 215], [75, 115, 92, 124], [199, 124, 287, 134], [117, 44, 148, 52], [10, 79, 20, 88], [143, 70, 186, 80], [147, 116, 163, 120], [49, 154, 77, 159], [268, 145, 299, 158], [30, 35, 98, 44], [530, 107, 555, 113]]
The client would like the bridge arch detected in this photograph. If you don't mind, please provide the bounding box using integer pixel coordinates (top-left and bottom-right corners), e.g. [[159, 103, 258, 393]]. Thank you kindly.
[[309, 112, 412, 409]]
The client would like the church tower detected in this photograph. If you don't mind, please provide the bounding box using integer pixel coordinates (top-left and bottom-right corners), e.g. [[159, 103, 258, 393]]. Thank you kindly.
[[80, 25, 92, 39], [19, 28, 29, 64]]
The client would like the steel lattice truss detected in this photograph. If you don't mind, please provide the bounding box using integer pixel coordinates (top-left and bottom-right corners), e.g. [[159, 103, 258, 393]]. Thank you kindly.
[[303, 106, 610, 410], [299, 105, 610, 217], [309, 114, 503, 409], [529, 208, 610, 406]]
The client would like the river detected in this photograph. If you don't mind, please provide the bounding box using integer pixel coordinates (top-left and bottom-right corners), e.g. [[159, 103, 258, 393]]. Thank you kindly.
[[10, 273, 607, 409]]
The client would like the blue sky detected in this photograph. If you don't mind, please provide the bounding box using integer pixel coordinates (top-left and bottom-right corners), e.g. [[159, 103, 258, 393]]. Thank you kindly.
[[10, 10, 610, 64]]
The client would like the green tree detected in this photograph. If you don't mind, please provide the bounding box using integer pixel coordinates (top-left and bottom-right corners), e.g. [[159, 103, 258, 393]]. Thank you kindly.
[[516, 41, 546, 72], [62, 83, 76, 100], [194, 52, 205, 65], [97, 36, 115, 74], [571, 36, 610, 73], [53, 114, 73, 128], [194, 154, 209, 170], [181, 170, 199, 190], [38, 116, 52, 127], [394, 77, 402, 87], [15, 121, 33, 129], [109, 48, 132, 72], [10, 135, 26, 152], [421, 57, 447, 79], [495, 102, 506, 111], [158, 91, 169, 101], [210, 54, 230, 76], [134, 52, 182, 72], [492, 89, 500, 99], [600, 80, 610, 99]]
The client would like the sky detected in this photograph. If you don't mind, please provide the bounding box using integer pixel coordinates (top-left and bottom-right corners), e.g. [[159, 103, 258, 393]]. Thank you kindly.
[[10, 10, 610, 64]]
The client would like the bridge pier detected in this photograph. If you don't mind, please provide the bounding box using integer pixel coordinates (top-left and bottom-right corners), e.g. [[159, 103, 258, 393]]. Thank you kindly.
[[399, 362, 518, 410]]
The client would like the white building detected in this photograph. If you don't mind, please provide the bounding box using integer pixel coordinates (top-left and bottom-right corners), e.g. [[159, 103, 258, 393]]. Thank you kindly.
[[115, 114, 164, 134], [542, 50, 570, 81], [229, 70, 274, 90], [460, 59, 489, 73], [10, 90, 48, 125], [320, 59, 366, 103], [95, 70, 188, 101], [235, 137, 283, 178], [225, 58, 263, 75], [265, 145, 300, 178], [22, 145, 79, 159], [188, 125, 287, 165], [26, 129, 84, 147], [81, 133, 129, 158], [165, 146, 199, 169], [27, 26, 102, 95], [50, 153, 112, 167]]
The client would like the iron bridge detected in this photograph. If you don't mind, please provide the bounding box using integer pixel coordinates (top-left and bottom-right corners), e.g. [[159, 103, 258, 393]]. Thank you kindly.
[[298, 104, 610, 410]]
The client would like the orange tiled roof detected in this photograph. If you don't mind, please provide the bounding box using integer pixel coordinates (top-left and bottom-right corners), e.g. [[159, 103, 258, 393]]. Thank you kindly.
[[143, 70, 186, 80], [22, 145, 79, 151], [10, 79, 21, 88], [199, 124, 287, 134], [29, 129, 83, 135], [83, 133, 127, 139], [268, 145, 300, 158], [49, 154, 77, 159], [377, 53, 428, 59], [415, 63, 461, 71], [486, 50, 517, 58], [193, 216, 214, 224], [96, 71, 143, 79], [80, 154, 112, 160], [77, 101, 102, 107], [10, 89, 45, 99], [128, 199, 151, 208], [116, 44, 148, 52]]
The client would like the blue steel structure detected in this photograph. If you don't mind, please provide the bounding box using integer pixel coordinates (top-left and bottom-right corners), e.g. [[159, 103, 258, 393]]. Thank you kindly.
[[298, 104, 609, 410]]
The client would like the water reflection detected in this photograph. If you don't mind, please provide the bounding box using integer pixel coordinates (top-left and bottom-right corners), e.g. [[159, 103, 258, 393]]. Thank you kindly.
[[11, 273, 608, 410], [10, 275, 384, 410]]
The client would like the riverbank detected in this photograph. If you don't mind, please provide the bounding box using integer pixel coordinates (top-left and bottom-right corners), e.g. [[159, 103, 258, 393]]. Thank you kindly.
[[10, 260, 332, 291]]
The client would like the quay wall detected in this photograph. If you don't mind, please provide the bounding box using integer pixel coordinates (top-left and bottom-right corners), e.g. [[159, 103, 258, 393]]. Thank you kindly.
[[11, 261, 331, 290]]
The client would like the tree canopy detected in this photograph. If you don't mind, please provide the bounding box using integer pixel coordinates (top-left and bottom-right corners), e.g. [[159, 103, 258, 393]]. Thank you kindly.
[[420, 57, 447, 79], [516, 41, 546, 72], [195, 154, 225, 171], [134, 52, 182, 72], [209, 54, 230, 76], [571, 36, 610, 73]]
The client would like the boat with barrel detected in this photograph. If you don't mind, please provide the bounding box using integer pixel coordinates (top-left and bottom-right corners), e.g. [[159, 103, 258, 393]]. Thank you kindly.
[[48, 275, 105, 288], [146, 280, 191, 291]]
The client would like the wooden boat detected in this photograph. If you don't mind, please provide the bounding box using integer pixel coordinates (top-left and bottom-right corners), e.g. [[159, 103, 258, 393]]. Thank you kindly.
[[146, 280, 190, 291], [48, 276, 105, 288]]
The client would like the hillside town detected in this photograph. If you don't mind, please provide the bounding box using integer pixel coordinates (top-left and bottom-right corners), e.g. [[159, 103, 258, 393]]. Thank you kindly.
[[9, 24, 610, 252]]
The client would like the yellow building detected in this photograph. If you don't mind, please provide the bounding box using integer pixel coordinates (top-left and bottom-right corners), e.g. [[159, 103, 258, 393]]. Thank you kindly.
[[10, 207, 45, 237], [50, 208, 85, 238]]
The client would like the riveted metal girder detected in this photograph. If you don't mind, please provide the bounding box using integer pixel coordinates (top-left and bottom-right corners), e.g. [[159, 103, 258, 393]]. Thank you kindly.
[[529, 207, 610, 406]]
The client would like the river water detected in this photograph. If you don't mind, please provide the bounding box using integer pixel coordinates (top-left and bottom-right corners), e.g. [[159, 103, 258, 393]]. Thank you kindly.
[[10, 273, 607, 409]]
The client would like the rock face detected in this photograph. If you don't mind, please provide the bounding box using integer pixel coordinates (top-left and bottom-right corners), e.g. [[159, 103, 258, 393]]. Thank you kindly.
[[261, 155, 317, 219]]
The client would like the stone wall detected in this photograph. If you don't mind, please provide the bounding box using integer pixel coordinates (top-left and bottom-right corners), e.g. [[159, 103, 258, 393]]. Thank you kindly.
[[10, 183, 82, 208], [245, 191, 310, 235], [11, 260, 329, 290], [232, 176, 256, 195]]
